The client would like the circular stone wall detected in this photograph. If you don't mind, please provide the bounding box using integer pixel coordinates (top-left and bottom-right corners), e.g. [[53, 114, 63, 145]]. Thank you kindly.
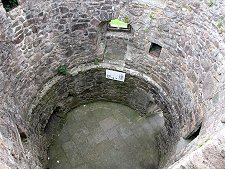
[[0, 0, 225, 168], [27, 63, 178, 168]]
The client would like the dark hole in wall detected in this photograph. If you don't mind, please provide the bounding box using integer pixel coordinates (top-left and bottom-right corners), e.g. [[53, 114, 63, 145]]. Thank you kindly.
[[2, 0, 19, 11], [20, 132, 28, 142], [149, 43, 162, 57], [186, 125, 201, 140], [67, 92, 74, 97], [16, 125, 28, 142]]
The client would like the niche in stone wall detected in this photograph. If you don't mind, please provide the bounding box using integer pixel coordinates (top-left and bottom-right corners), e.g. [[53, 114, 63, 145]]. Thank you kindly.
[[96, 19, 133, 63], [98, 19, 133, 62], [149, 42, 162, 57], [44, 107, 65, 138], [2, 0, 19, 11]]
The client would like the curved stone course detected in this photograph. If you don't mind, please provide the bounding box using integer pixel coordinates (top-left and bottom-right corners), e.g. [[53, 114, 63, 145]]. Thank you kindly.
[[0, 0, 224, 168], [28, 63, 175, 166]]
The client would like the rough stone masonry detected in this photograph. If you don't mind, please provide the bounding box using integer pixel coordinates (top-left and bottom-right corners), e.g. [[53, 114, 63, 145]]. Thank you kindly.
[[0, 0, 225, 168]]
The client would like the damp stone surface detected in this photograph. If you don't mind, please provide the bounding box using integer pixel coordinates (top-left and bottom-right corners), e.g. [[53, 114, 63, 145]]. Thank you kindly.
[[47, 101, 164, 169]]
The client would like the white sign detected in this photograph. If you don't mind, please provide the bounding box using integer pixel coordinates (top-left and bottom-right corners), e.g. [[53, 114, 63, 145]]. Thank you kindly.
[[106, 69, 126, 82]]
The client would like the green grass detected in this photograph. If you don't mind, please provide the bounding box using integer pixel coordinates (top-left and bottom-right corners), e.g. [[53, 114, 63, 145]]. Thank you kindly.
[[144, 27, 149, 33], [220, 29, 225, 33], [123, 16, 129, 23], [187, 5, 193, 12], [197, 137, 212, 148], [217, 21, 223, 28], [181, 4, 193, 12], [180, 165, 186, 169], [57, 64, 68, 76], [149, 13, 156, 20], [94, 59, 99, 65], [208, 1, 214, 7], [109, 19, 128, 28]]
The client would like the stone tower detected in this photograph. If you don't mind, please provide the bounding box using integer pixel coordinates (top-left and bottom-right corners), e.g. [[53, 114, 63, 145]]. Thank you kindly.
[[0, 0, 225, 168]]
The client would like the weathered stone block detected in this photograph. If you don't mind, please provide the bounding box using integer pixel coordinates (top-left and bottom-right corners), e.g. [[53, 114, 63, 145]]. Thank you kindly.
[[59, 7, 69, 14], [71, 23, 88, 31]]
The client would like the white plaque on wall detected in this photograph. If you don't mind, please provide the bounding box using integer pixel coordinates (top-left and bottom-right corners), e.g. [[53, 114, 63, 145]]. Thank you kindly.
[[106, 70, 126, 82]]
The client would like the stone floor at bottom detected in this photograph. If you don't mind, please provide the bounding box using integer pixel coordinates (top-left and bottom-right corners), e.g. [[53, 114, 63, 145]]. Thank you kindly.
[[47, 101, 164, 169]]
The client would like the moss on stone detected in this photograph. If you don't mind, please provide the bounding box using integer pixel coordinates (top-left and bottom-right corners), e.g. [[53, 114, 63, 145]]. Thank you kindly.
[[57, 64, 68, 76]]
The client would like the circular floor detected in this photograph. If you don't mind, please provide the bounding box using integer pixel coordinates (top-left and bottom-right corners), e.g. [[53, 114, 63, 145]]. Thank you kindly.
[[46, 101, 164, 169]]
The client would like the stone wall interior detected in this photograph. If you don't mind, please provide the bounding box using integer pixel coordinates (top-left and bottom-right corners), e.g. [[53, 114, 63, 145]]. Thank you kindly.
[[0, 0, 225, 168]]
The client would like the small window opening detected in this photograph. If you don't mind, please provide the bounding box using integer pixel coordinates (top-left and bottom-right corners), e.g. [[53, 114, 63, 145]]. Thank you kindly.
[[149, 43, 162, 57], [107, 19, 131, 32], [2, 0, 19, 12]]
